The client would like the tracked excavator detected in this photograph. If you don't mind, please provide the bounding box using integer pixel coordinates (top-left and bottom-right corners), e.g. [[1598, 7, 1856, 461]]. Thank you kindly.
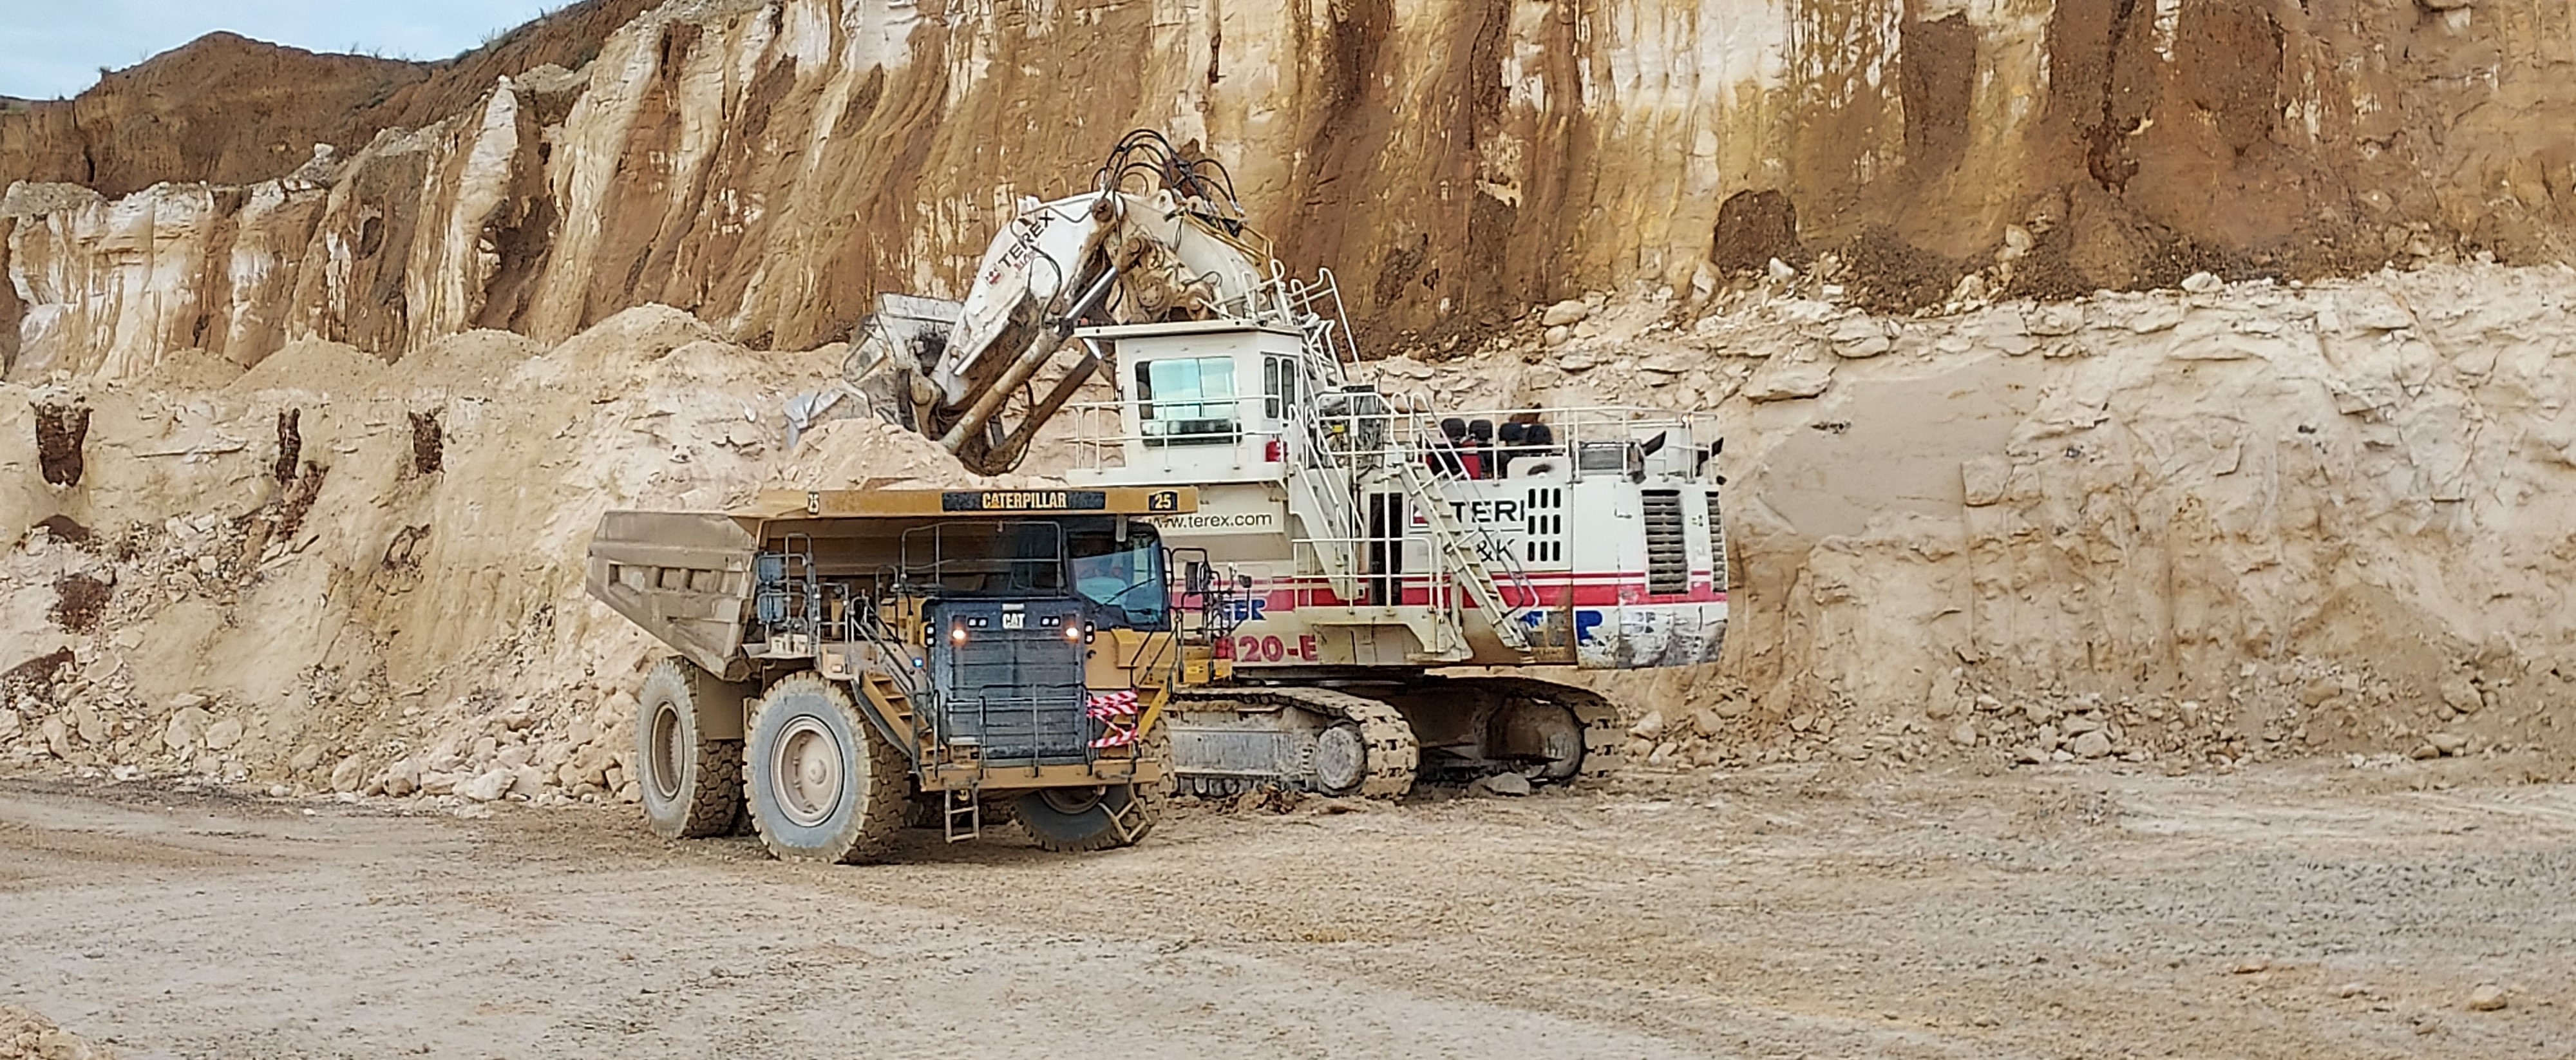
[[838, 131, 1728, 799]]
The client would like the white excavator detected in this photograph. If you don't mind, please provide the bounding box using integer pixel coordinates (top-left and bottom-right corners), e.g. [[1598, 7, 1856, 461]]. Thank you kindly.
[[841, 131, 1728, 797]]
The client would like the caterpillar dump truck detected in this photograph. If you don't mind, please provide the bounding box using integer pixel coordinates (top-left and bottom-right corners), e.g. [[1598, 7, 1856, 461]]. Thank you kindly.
[[840, 131, 1729, 799], [586, 485, 1217, 862]]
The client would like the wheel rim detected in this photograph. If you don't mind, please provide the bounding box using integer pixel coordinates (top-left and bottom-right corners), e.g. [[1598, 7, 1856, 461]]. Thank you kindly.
[[1037, 786, 1106, 815], [647, 702, 685, 800], [772, 716, 845, 827], [1311, 723, 1367, 793]]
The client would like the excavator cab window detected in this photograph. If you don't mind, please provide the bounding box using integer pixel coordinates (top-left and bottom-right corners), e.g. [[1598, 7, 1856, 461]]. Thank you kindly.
[[1135, 357, 1239, 445], [1263, 355, 1302, 419]]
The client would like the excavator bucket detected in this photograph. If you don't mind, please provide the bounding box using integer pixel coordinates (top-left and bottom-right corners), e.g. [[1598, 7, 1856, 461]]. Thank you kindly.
[[846, 294, 964, 431]]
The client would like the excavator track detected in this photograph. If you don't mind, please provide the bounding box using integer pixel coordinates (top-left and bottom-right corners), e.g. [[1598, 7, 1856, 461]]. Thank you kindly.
[[1437, 676, 1626, 782], [1172, 685, 1420, 799]]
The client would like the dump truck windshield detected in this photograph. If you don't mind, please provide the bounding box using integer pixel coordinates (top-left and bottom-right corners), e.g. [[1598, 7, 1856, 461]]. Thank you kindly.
[[1068, 524, 1167, 629]]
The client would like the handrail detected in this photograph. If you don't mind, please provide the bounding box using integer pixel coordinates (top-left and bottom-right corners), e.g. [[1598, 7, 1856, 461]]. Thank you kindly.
[[1053, 249, 1719, 662], [1061, 398, 1721, 480]]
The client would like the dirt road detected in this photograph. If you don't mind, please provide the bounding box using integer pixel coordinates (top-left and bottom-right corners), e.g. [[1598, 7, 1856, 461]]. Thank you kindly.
[[4, 761, 2571, 1059]]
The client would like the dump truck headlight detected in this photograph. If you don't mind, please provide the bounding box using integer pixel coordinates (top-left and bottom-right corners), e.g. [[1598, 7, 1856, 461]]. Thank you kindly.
[[951, 625, 969, 644]]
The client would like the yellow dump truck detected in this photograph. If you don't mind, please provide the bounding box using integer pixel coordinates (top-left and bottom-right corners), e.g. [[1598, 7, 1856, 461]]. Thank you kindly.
[[585, 484, 1217, 862]]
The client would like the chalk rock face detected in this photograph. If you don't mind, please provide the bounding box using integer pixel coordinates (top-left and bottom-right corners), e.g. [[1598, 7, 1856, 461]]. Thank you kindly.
[[10, 0, 2576, 378], [8, 1, 2576, 791]]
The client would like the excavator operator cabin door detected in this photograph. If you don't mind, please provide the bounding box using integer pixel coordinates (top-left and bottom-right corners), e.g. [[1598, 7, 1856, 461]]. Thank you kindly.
[[1365, 492, 1405, 606]]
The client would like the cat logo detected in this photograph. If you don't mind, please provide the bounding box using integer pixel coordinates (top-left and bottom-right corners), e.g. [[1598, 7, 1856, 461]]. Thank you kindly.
[[1147, 489, 1181, 512]]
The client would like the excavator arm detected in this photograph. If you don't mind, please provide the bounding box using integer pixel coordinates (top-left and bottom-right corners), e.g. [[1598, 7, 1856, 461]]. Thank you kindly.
[[845, 133, 1281, 475]]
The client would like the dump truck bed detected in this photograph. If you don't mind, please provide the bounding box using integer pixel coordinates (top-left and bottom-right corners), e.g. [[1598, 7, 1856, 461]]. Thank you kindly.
[[587, 485, 1198, 681], [587, 511, 763, 680]]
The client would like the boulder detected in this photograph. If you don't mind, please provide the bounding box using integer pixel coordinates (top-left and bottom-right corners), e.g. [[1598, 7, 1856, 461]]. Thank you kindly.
[[329, 755, 366, 793], [1826, 316, 1894, 359], [2439, 674, 2483, 715], [381, 759, 422, 797], [68, 703, 104, 745], [461, 768, 515, 802], [1743, 359, 1830, 402], [164, 707, 211, 755]]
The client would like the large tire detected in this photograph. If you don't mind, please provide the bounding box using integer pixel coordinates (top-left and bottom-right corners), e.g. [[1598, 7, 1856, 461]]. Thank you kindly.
[[744, 672, 910, 864], [1018, 726, 1166, 853], [1016, 783, 1162, 853], [636, 657, 743, 840]]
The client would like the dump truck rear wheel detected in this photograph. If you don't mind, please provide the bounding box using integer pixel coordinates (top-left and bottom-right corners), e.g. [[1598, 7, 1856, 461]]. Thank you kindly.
[[744, 672, 908, 864], [1016, 782, 1160, 853], [636, 658, 743, 840]]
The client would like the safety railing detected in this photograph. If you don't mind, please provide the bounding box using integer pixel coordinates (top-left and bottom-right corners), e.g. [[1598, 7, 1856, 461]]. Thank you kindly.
[[1060, 397, 1721, 482], [1061, 394, 1716, 659]]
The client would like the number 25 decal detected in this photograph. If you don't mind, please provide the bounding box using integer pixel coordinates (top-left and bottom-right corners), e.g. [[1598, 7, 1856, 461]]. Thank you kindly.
[[1148, 490, 1180, 511]]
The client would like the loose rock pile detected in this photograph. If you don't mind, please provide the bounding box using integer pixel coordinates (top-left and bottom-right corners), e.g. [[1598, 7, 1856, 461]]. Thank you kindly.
[[0, 1007, 112, 1060], [12, 264, 2576, 804], [1605, 654, 2548, 775]]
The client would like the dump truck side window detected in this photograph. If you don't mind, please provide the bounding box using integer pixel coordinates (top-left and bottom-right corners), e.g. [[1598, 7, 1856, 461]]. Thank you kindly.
[[1136, 357, 1239, 444]]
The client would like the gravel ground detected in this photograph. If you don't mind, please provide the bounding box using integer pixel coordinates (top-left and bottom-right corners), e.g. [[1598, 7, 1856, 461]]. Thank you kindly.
[[3, 759, 2571, 1059]]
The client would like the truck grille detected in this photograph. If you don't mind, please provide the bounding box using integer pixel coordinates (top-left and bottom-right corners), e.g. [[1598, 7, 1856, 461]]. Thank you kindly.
[[929, 600, 1093, 764]]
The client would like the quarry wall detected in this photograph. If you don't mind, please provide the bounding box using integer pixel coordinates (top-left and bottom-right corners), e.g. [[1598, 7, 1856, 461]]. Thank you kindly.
[[7, 0, 2576, 379]]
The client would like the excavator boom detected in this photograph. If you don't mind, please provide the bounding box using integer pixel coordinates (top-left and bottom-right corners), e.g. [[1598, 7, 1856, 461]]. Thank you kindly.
[[846, 133, 1277, 475]]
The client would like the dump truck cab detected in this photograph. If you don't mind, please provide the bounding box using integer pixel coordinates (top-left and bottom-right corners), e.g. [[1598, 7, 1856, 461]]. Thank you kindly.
[[586, 484, 1214, 862]]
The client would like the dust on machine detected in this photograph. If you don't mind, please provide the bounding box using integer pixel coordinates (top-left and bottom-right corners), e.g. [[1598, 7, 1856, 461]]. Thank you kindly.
[[587, 131, 1728, 863]]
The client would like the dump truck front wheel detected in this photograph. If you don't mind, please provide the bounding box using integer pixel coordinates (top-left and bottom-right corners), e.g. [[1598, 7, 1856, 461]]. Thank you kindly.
[[744, 672, 908, 864], [1016, 783, 1160, 852], [637, 658, 743, 840]]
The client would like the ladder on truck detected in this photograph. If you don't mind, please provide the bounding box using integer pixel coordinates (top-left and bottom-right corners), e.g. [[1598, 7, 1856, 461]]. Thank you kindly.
[[1273, 272, 1535, 663]]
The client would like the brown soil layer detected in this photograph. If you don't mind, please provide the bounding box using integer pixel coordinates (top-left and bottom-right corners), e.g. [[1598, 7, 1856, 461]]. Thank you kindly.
[[0, 3, 656, 200], [6, 0, 2575, 374]]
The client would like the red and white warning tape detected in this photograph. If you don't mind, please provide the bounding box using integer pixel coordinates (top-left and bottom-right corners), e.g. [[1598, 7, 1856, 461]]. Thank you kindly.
[[1087, 690, 1140, 748]]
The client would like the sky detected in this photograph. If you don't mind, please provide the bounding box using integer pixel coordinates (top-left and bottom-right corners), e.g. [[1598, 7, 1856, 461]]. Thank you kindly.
[[0, 1, 567, 100]]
